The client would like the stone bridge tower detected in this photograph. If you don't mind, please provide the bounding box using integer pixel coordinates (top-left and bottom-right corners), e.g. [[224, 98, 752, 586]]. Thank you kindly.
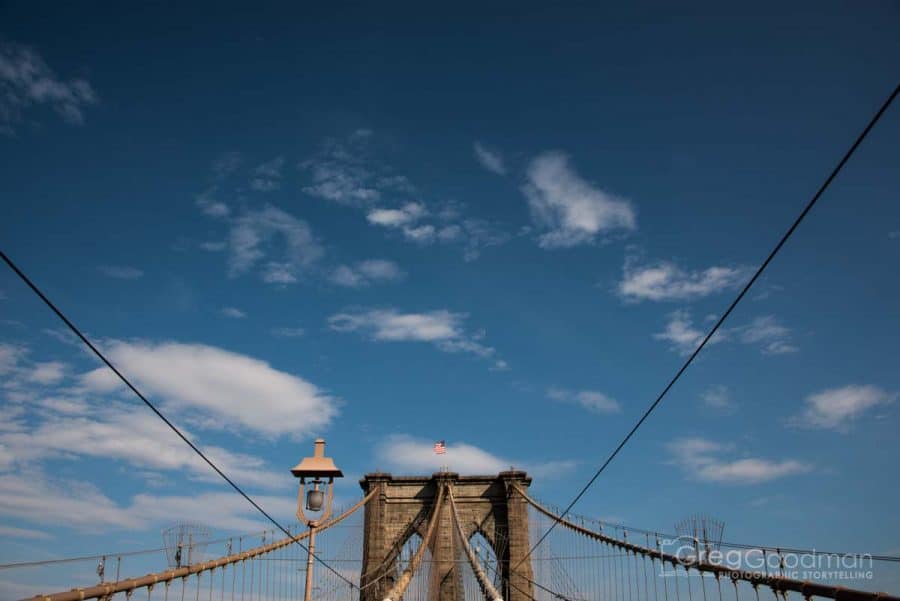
[[358, 471, 534, 601]]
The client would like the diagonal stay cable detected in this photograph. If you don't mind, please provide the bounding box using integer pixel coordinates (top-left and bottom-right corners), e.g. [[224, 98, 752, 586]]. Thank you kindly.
[[480, 553, 568, 601], [527, 491, 900, 562], [515, 82, 900, 570], [0, 250, 356, 588]]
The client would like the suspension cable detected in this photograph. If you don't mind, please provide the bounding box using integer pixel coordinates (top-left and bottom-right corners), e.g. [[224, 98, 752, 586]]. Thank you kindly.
[[514, 484, 900, 601], [381, 483, 446, 601], [448, 487, 504, 601], [357, 486, 433, 592], [515, 82, 900, 569], [480, 553, 571, 601], [0, 249, 356, 588], [527, 493, 900, 563]]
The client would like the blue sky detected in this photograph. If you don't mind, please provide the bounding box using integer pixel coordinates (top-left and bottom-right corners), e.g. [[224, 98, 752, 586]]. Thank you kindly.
[[1, 2, 899, 597]]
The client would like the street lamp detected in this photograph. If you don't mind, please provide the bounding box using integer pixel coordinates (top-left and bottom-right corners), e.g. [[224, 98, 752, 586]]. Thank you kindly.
[[291, 438, 343, 601]]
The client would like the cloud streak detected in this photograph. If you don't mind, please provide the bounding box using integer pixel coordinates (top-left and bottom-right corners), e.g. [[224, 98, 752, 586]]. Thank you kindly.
[[0, 41, 98, 134], [250, 156, 285, 192], [328, 308, 504, 369], [701, 385, 735, 411], [619, 260, 748, 302], [523, 151, 636, 248], [300, 130, 394, 206], [2, 406, 285, 489], [330, 259, 405, 288], [366, 202, 508, 260], [790, 385, 893, 431], [227, 205, 324, 284], [0, 471, 295, 533], [653, 310, 725, 354], [80, 340, 338, 438], [667, 438, 810, 484], [547, 388, 622, 414], [654, 311, 796, 355], [300, 131, 508, 261], [473, 141, 506, 175], [375, 435, 577, 478], [98, 265, 144, 280], [734, 316, 798, 355]]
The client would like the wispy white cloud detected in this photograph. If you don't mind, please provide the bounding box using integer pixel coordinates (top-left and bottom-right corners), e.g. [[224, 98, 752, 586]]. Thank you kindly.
[[0, 472, 134, 531], [0, 343, 28, 375], [300, 130, 392, 206], [358, 259, 404, 281], [0, 343, 316, 512], [523, 151, 636, 248], [303, 162, 380, 204], [0, 344, 312, 549], [33, 396, 89, 415], [654, 312, 795, 355], [227, 205, 324, 285], [199, 241, 227, 252], [366, 202, 428, 228], [195, 152, 242, 217], [79, 340, 338, 438], [455, 219, 511, 261], [667, 438, 810, 484], [212, 151, 242, 179], [653, 310, 724, 354], [328, 308, 505, 369], [0, 41, 98, 134], [473, 141, 506, 175], [271, 326, 305, 338], [400, 224, 436, 243], [547, 388, 621, 414], [198, 174, 322, 281], [126, 490, 296, 531], [260, 261, 299, 284], [619, 259, 748, 302], [250, 156, 285, 192], [330, 309, 462, 341], [220, 307, 246, 319], [1, 406, 285, 489], [375, 435, 577, 478], [330, 259, 405, 288], [196, 192, 232, 217], [0, 471, 295, 533], [98, 265, 144, 280], [734, 316, 798, 355], [790, 385, 894, 432], [366, 202, 508, 260], [26, 361, 66, 385], [301, 131, 508, 260], [0, 524, 53, 540], [330, 267, 369, 288], [701, 385, 735, 411]]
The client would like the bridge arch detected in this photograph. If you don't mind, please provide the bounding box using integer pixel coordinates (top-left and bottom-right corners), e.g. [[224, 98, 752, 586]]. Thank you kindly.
[[358, 471, 535, 601]]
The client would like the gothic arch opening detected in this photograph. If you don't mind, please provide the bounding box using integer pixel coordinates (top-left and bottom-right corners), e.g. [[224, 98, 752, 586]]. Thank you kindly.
[[469, 531, 503, 589], [395, 532, 432, 601]]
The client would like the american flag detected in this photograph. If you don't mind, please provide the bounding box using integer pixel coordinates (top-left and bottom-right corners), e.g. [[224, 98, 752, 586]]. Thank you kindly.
[[433, 440, 446, 455]]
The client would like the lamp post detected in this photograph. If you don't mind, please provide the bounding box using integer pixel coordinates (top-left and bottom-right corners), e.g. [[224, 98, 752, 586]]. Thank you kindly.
[[291, 438, 343, 601]]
